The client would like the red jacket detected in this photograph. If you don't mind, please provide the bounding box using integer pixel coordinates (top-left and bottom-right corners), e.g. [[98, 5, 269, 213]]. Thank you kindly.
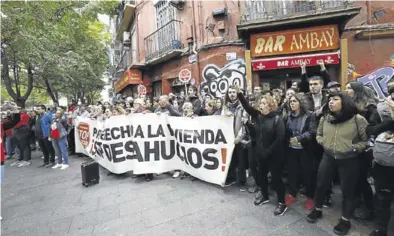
[[14, 112, 29, 129], [1, 113, 21, 163]]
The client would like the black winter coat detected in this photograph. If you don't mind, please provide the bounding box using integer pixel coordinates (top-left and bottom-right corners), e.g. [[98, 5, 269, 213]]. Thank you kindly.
[[238, 92, 285, 160]]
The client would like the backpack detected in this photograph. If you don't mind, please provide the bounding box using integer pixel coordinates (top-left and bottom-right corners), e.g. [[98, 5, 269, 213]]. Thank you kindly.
[[373, 131, 394, 167]]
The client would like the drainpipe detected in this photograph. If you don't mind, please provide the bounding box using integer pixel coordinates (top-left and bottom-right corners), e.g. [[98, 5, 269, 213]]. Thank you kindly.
[[191, 0, 200, 85], [136, 12, 140, 63]]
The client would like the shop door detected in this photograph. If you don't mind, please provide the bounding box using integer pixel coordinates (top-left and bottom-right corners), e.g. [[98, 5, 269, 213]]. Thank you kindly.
[[152, 81, 162, 98]]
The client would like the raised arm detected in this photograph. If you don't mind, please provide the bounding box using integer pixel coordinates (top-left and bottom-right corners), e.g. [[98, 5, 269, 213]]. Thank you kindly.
[[299, 63, 309, 93], [319, 62, 331, 87], [237, 92, 260, 118]]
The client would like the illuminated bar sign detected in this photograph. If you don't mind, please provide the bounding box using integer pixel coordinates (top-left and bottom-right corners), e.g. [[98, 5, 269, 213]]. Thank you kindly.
[[250, 25, 340, 57]]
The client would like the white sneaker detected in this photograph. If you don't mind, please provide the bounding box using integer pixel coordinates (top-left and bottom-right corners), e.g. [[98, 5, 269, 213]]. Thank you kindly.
[[60, 164, 69, 170], [41, 156, 44, 159], [17, 161, 31, 167], [52, 163, 62, 169], [10, 160, 20, 167], [172, 171, 181, 178]]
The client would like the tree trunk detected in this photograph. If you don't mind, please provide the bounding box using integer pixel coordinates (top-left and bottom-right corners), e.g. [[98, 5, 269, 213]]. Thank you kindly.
[[21, 63, 34, 102], [43, 77, 59, 107], [1, 50, 32, 108]]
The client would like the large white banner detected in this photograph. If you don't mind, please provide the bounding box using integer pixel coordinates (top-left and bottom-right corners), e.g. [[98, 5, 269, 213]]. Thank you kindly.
[[75, 114, 235, 186]]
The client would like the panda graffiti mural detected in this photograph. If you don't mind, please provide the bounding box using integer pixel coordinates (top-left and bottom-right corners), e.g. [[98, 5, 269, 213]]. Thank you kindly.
[[200, 59, 246, 98]]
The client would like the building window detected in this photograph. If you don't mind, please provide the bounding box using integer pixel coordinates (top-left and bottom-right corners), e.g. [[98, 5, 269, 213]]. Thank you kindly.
[[152, 81, 162, 98], [155, 0, 175, 28], [155, 0, 176, 53]]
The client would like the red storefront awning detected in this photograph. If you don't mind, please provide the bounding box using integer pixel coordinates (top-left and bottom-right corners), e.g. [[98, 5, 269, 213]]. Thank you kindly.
[[252, 51, 340, 71], [114, 69, 142, 93]]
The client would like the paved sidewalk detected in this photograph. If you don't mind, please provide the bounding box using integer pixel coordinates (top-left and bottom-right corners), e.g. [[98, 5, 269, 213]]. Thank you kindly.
[[0, 151, 389, 236]]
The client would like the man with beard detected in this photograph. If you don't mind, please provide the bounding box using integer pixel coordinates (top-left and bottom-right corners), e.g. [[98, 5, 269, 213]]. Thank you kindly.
[[222, 85, 247, 189], [187, 86, 202, 115], [253, 86, 262, 97]]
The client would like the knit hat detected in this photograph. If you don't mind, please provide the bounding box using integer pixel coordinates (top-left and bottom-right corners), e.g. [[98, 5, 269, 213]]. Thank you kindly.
[[327, 81, 340, 88]]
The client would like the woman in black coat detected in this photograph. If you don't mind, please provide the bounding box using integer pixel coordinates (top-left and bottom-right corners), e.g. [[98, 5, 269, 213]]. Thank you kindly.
[[237, 88, 288, 216]]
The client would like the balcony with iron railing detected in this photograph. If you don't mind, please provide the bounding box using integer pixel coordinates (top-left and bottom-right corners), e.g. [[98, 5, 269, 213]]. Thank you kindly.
[[238, 0, 361, 34], [144, 20, 184, 65]]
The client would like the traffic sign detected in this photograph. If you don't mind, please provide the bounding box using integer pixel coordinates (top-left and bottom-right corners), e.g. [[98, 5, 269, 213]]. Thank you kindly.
[[178, 69, 191, 83], [138, 84, 147, 96]]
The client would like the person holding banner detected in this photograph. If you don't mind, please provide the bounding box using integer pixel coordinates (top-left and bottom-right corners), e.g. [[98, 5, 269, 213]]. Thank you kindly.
[[155, 95, 182, 117], [143, 95, 182, 181], [236, 86, 288, 216], [222, 86, 247, 189], [187, 86, 202, 116], [173, 102, 197, 179]]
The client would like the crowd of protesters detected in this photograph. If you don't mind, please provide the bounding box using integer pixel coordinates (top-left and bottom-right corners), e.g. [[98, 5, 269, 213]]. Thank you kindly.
[[1, 61, 393, 236]]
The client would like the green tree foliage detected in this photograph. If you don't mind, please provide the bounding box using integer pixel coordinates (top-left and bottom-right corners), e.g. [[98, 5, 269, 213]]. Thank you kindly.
[[1, 1, 118, 107]]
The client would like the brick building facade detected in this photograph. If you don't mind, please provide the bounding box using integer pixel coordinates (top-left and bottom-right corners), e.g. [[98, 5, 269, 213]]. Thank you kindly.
[[345, 1, 394, 75], [112, 0, 393, 98]]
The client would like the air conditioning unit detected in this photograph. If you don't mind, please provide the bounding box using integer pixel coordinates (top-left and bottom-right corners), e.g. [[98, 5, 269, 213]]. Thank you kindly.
[[169, 0, 185, 10], [212, 8, 228, 17], [123, 32, 131, 46]]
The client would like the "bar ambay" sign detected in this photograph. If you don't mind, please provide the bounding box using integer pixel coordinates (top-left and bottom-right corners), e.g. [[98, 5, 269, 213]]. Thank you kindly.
[[250, 25, 339, 57], [252, 51, 340, 71]]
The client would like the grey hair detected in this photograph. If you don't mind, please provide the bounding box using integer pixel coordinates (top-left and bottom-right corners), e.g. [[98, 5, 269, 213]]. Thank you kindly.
[[182, 102, 193, 110], [159, 95, 169, 102]]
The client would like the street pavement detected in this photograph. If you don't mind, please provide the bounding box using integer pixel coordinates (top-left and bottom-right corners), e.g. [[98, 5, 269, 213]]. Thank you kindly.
[[0, 151, 391, 236]]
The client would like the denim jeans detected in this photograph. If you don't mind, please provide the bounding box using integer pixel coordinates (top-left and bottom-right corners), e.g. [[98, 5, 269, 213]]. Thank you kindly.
[[5, 136, 14, 158], [52, 136, 69, 165]]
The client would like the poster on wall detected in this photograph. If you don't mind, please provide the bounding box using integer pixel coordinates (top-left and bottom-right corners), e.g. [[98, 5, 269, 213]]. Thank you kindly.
[[75, 114, 235, 186]]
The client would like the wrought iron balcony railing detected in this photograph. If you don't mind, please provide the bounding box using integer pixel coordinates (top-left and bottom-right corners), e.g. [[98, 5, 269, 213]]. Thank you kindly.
[[241, 0, 351, 23], [144, 19, 183, 63]]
